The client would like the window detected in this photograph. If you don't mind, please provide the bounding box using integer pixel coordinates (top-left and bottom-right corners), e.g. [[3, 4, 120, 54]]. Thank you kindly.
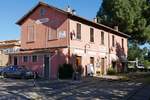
[[122, 38, 124, 48], [40, 8, 46, 16], [90, 28, 94, 42], [101, 31, 104, 45], [48, 28, 57, 40], [28, 25, 35, 42], [32, 55, 37, 62], [112, 35, 115, 47], [77, 23, 81, 39], [23, 56, 28, 62], [90, 57, 94, 66]]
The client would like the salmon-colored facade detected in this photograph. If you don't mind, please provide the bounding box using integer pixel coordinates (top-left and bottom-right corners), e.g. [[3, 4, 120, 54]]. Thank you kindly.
[[11, 2, 129, 79]]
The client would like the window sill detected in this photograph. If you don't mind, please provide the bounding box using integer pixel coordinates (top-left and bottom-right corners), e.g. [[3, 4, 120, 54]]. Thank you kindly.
[[100, 44, 105, 46], [71, 38, 82, 42], [48, 39, 58, 41], [89, 42, 95, 44], [26, 41, 35, 44]]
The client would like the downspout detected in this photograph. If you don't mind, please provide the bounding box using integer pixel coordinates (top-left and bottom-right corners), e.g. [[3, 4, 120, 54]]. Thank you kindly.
[[67, 17, 70, 64], [108, 32, 110, 73]]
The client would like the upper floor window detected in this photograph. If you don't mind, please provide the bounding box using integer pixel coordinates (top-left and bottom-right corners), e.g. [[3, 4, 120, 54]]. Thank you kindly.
[[122, 38, 124, 48], [28, 25, 35, 42], [40, 8, 46, 17], [48, 28, 57, 40], [90, 28, 94, 42], [77, 23, 81, 40], [112, 35, 115, 47], [101, 31, 104, 45], [32, 55, 37, 62], [23, 56, 28, 62]]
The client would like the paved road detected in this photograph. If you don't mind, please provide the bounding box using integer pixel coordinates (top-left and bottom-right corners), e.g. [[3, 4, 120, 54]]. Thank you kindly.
[[0, 77, 150, 100]]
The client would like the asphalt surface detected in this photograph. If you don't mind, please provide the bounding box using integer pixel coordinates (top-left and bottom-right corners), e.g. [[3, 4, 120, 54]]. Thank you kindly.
[[0, 77, 150, 100]]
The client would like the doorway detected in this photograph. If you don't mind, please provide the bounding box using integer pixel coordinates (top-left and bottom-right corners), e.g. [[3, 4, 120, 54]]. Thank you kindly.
[[44, 55, 50, 79], [14, 56, 18, 65], [101, 58, 105, 75]]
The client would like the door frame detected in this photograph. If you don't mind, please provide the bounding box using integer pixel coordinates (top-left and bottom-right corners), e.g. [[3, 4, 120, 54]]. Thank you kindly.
[[101, 58, 105, 75], [13, 56, 18, 65], [43, 54, 51, 79]]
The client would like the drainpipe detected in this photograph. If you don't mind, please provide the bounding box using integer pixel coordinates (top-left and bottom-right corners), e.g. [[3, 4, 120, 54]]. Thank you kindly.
[[108, 32, 110, 73], [67, 18, 70, 64]]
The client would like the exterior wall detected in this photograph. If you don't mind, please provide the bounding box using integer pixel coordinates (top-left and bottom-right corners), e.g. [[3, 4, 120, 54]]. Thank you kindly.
[[16, 3, 128, 79], [69, 20, 109, 75], [109, 33, 128, 72], [0, 53, 9, 67], [69, 19, 128, 75], [11, 48, 68, 79], [21, 5, 69, 50], [109, 33, 128, 56]]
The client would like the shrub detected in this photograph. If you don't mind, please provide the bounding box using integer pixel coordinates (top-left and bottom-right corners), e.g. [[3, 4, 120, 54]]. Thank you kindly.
[[58, 63, 74, 79], [143, 60, 150, 69], [107, 67, 117, 75]]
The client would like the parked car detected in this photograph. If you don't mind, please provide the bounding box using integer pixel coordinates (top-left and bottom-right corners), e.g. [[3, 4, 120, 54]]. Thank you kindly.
[[0, 67, 4, 76], [2, 65, 34, 79], [137, 64, 145, 72]]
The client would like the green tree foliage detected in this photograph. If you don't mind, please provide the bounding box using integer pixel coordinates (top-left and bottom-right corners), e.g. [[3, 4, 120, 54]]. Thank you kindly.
[[97, 0, 150, 44], [128, 43, 144, 61]]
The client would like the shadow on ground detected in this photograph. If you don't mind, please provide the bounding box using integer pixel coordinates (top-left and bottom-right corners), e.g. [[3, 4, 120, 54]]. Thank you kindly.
[[0, 76, 146, 100]]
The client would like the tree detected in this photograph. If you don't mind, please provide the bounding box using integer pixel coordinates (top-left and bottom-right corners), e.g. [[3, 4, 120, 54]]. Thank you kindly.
[[128, 43, 144, 61], [97, 0, 150, 44]]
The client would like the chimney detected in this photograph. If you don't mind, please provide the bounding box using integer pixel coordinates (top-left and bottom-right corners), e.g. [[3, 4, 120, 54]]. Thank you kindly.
[[114, 26, 118, 31], [66, 6, 71, 13], [72, 9, 76, 15], [93, 18, 97, 23]]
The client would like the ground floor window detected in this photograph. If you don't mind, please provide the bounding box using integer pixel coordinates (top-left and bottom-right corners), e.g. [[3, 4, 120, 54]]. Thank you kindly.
[[32, 55, 37, 62], [23, 56, 28, 62]]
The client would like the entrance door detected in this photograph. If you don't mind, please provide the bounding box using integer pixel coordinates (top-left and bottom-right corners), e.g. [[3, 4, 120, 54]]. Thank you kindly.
[[44, 55, 50, 79], [101, 58, 105, 75], [75, 56, 82, 71], [14, 56, 18, 65], [75, 56, 82, 66]]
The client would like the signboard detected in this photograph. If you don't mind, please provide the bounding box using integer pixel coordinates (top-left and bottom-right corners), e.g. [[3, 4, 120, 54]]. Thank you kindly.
[[35, 18, 49, 24]]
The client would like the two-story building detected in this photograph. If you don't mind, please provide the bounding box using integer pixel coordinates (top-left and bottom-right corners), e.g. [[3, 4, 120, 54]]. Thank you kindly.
[[0, 40, 20, 67], [11, 2, 129, 79]]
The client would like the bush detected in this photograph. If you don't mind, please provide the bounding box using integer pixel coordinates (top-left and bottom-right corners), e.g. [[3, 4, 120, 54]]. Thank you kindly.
[[143, 60, 150, 70], [58, 63, 74, 79], [107, 67, 117, 75]]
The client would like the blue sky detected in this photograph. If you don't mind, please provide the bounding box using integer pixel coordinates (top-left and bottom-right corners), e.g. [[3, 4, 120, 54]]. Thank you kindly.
[[0, 0, 102, 40]]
